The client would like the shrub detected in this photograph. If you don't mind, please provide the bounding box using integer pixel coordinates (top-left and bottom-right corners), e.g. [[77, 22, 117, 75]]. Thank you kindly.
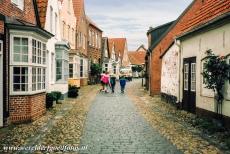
[[51, 91, 62, 104], [68, 85, 79, 98], [46, 93, 54, 108]]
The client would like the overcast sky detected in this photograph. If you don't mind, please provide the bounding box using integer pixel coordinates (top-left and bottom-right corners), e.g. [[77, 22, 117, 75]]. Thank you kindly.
[[85, 0, 193, 50]]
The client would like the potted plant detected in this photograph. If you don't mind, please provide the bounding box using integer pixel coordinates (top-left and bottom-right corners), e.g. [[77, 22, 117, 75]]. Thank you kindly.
[[68, 85, 79, 98], [51, 91, 62, 104], [46, 93, 54, 108]]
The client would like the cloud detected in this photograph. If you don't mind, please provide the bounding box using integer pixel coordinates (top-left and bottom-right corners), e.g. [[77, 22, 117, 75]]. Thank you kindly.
[[85, 0, 193, 50]]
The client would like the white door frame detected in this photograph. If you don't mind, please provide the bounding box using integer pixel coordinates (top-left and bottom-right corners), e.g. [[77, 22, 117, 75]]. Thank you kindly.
[[0, 40, 3, 127]]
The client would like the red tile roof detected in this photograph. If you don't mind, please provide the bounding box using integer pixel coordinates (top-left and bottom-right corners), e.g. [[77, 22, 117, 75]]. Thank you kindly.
[[109, 38, 127, 59], [182, 0, 230, 32], [128, 51, 146, 65], [36, 0, 48, 28]]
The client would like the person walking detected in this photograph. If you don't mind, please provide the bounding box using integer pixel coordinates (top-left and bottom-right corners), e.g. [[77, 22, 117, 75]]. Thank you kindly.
[[102, 71, 110, 93], [100, 71, 105, 92], [110, 74, 116, 93], [119, 75, 127, 94]]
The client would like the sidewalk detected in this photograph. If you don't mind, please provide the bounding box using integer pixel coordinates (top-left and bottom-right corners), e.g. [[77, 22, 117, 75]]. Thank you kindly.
[[0, 85, 99, 154], [127, 79, 227, 154]]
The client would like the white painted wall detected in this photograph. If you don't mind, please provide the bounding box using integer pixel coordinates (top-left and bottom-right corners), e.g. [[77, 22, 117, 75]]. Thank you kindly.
[[44, 0, 68, 95], [0, 40, 3, 127], [179, 23, 230, 117], [161, 43, 179, 98]]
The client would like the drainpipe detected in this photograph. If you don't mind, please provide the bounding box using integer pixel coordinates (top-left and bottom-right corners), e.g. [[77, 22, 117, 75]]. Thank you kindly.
[[149, 51, 152, 96], [175, 39, 181, 108]]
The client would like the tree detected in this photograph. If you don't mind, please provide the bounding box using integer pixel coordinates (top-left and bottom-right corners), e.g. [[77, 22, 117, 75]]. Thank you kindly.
[[90, 63, 102, 76], [202, 49, 230, 118]]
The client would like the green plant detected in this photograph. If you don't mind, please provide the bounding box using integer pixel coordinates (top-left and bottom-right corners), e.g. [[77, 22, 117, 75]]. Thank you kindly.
[[202, 50, 230, 117], [90, 63, 102, 76], [51, 91, 62, 104], [68, 85, 79, 98], [46, 93, 54, 108]]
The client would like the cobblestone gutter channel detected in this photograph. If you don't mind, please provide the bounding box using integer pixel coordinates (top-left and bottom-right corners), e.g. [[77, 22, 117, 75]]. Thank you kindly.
[[127, 79, 224, 154], [0, 85, 99, 154]]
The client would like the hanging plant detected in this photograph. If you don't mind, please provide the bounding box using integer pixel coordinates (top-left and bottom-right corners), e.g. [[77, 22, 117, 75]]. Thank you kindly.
[[202, 49, 230, 117]]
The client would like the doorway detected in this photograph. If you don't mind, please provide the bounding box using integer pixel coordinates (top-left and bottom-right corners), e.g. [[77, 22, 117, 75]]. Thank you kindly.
[[183, 57, 196, 113]]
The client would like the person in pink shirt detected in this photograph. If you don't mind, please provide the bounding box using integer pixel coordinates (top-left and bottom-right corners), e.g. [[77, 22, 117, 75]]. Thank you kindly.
[[102, 71, 110, 93]]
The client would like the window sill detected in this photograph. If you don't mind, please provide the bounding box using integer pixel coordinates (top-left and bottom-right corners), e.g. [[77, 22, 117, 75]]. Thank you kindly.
[[10, 90, 46, 96]]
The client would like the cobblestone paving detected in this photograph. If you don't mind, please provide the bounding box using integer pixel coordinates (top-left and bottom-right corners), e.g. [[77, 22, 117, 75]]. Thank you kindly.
[[80, 83, 181, 154], [0, 85, 99, 154], [127, 79, 223, 154]]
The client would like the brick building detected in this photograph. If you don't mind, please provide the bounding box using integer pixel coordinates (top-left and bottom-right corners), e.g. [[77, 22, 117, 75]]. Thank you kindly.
[[72, 0, 88, 86], [0, 0, 52, 126], [87, 16, 102, 64]]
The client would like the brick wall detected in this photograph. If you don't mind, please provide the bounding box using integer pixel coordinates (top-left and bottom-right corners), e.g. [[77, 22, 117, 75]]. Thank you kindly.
[[149, 0, 202, 96], [0, 0, 36, 25], [9, 93, 46, 123]]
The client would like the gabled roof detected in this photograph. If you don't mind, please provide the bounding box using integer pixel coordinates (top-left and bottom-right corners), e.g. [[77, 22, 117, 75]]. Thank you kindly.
[[156, 0, 230, 57], [72, 0, 85, 24], [136, 45, 147, 52], [36, 0, 48, 28], [102, 37, 110, 58], [108, 38, 115, 58], [181, 0, 230, 32], [86, 15, 103, 32], [109, 38, 127, 59], [128, 51, 146, 65]]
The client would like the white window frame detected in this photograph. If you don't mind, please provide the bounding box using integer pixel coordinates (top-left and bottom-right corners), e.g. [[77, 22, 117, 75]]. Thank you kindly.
[[191, 63, 196, 92], [184, 64, 189, 91], [10, 33, 47, 95], [11, 0, 24, 10], [56, 49, 69, 82]]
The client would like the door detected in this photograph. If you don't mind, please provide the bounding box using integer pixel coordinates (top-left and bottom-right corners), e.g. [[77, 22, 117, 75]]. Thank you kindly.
[[0, 40, 3, 127], [183, 57, 196, 113]]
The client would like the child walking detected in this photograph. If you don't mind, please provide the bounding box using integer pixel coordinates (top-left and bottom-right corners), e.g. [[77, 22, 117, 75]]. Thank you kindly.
[[119, 75, 126, 94], [110, 75, 116, 93]]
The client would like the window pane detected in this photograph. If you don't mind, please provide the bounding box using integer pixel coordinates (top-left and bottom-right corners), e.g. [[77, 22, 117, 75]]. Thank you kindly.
[[13, 76, 20, 83], [13, 45, 20, 53], [22, 38, 28, 45], [14, 37, 20, 45], [22, 46, 28, 54], [21, 67, 28, 75], [13, 84, 20, 91], [22, 55, 28, 62], [13, 67, 20, 74], [21, 76, 28, 83], [21, 84, 28, 91], [14, 54, 21, 62]]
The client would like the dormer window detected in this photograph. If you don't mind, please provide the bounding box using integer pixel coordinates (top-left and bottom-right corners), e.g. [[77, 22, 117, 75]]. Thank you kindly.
[[11, 0, 24, 10]]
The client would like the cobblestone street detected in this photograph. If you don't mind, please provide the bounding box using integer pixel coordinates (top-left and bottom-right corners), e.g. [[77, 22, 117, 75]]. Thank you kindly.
[[0, 79, 228, 154], [80, 83, 180, 154]]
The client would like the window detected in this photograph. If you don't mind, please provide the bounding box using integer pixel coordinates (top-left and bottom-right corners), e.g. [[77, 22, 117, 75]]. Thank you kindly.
[[42, 68, 46, 89], [11, 36, 46, 94], [51, 53, 54, 81], [13, 37, 28, 62], [42, 44, 46, 65], [105, 64, 108, 72], [69, 64, 73, 78], [113, 65, 116, 74], [55, 13, 57, 35], [56, 50, 69, 81], [13, 67, 28, 92], [96, 33, 98, 48], [62, 21, 65, 38], [80, 59, 83, 77], [32, 39, 36, 63], [37, 41, 42, 64], [32, 67, 36, 91], [184, 64, 189, 90], [50, 6, 53, 33], [68, 25, 70, 41], [191, 63, 196, 91], [72, 28, 74, 43], [11, 0, 24, 10]]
